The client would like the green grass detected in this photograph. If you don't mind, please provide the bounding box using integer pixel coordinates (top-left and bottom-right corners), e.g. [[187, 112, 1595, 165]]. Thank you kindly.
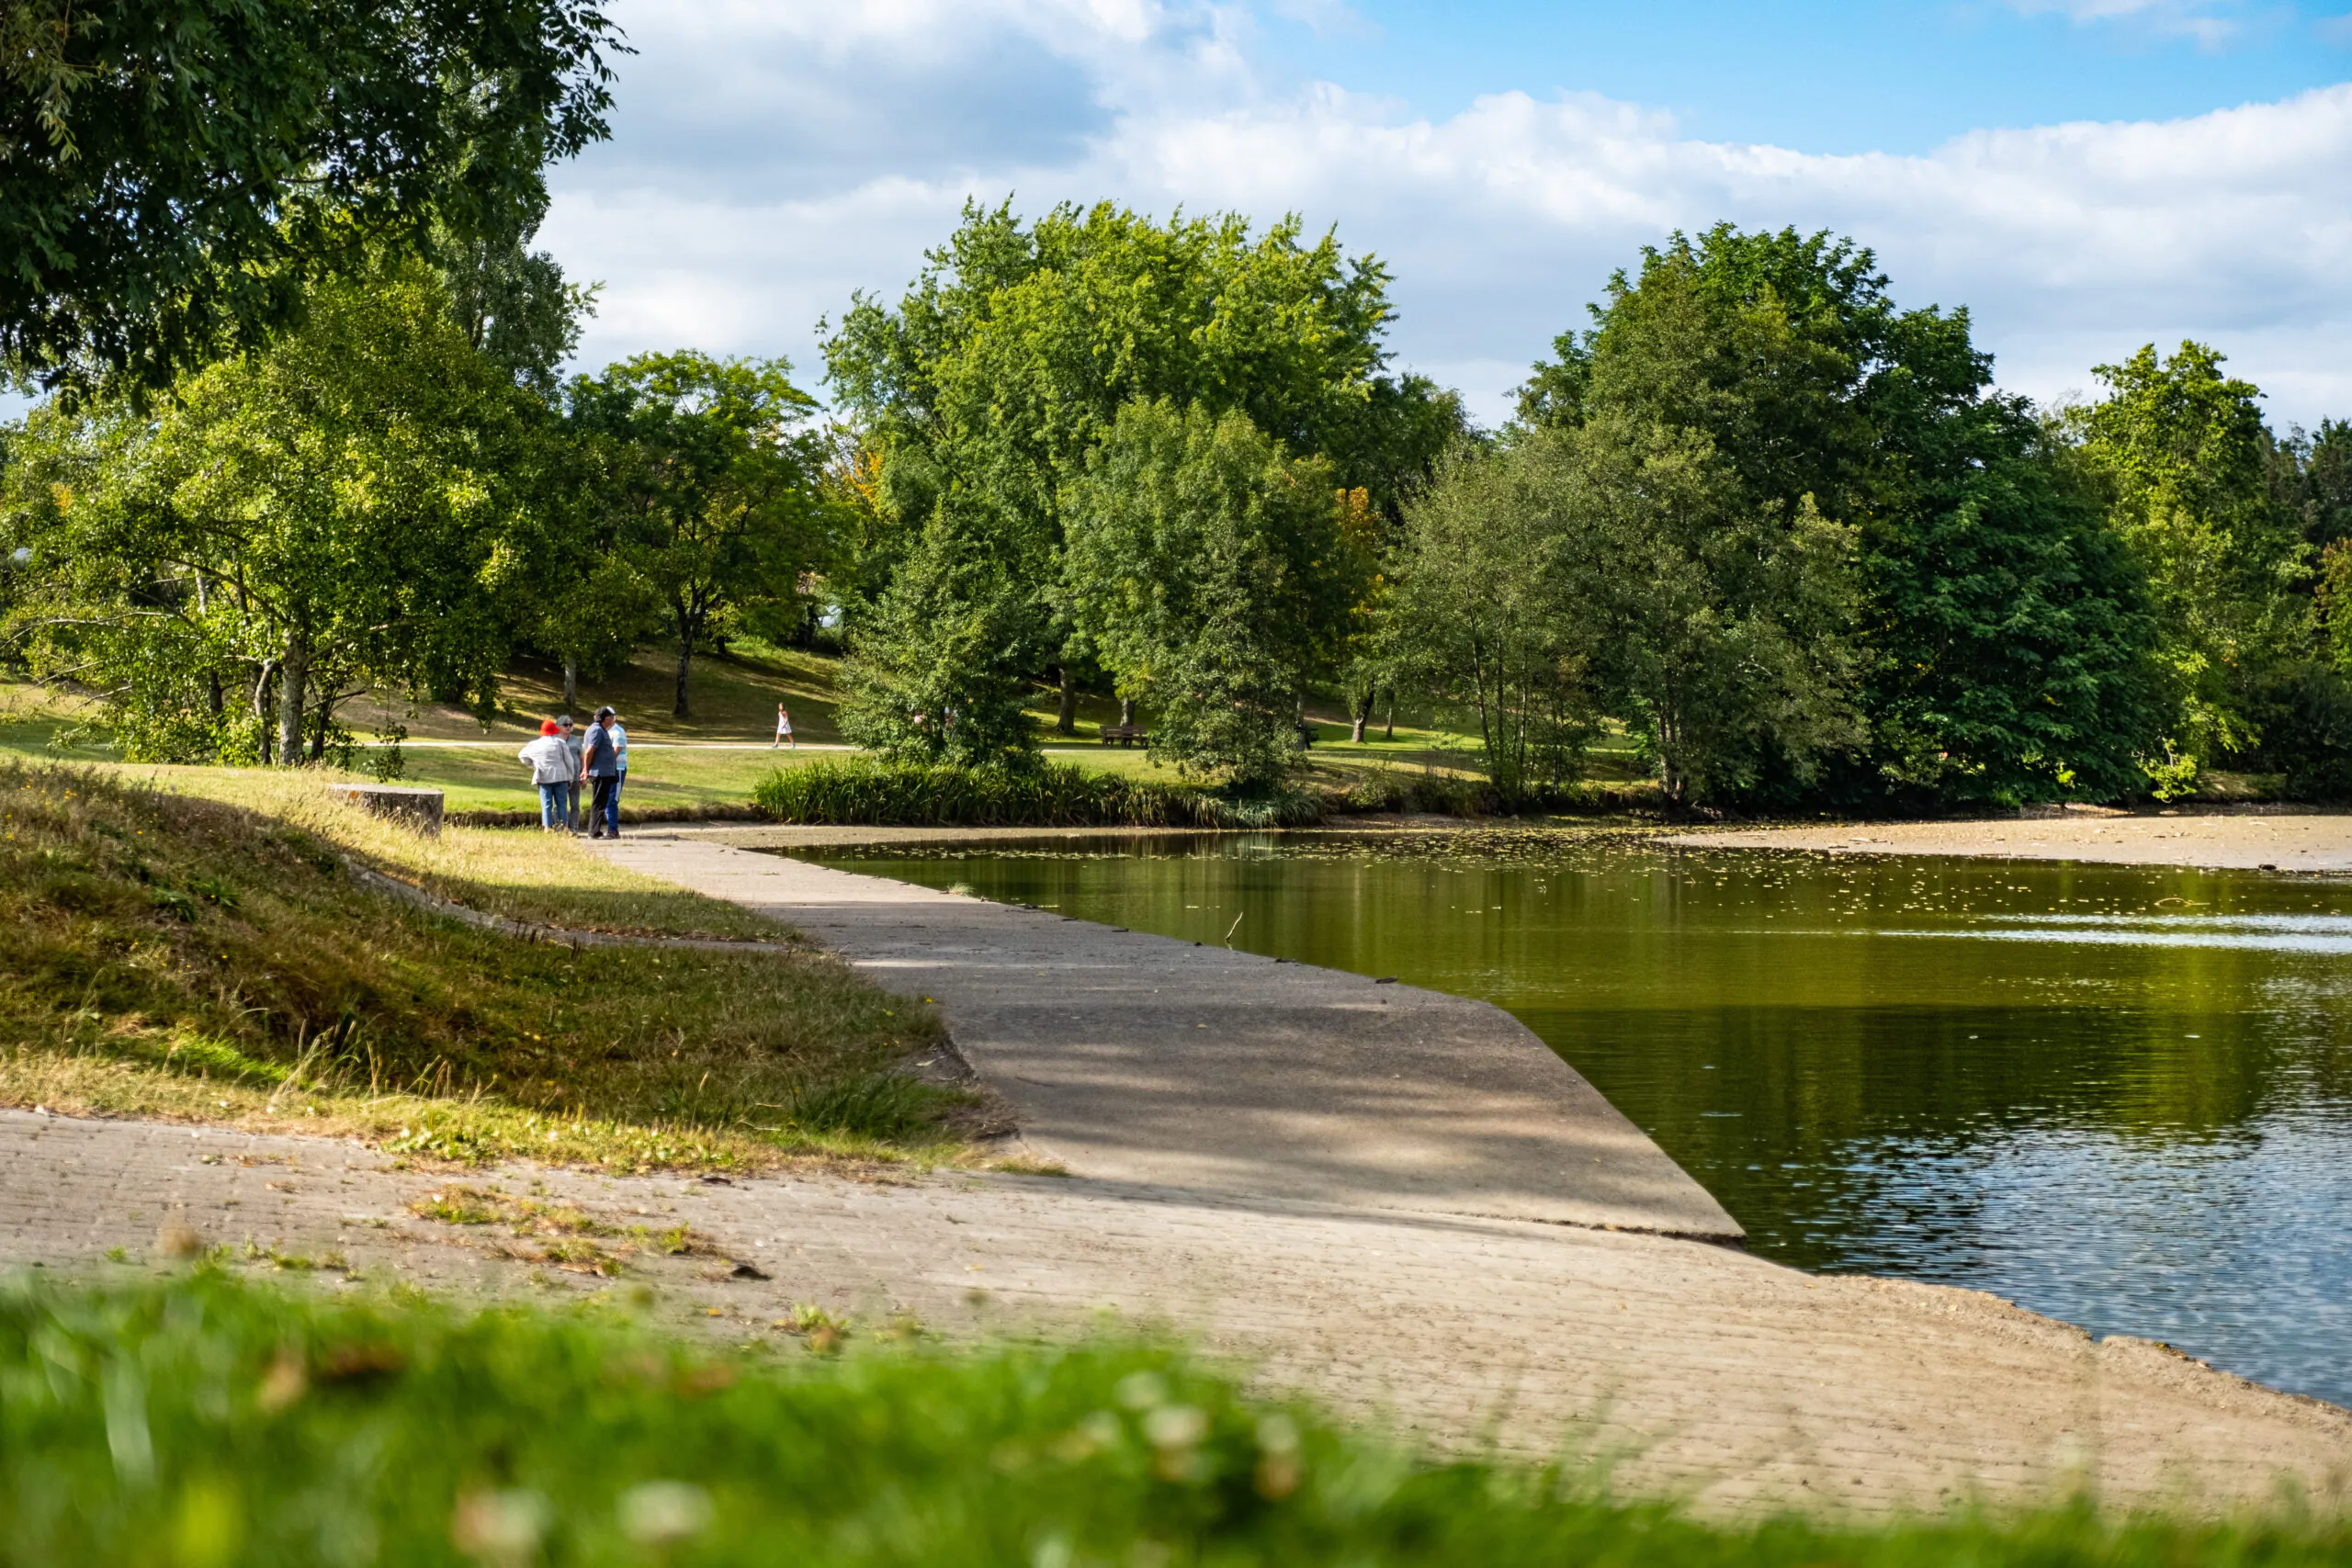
[[6, 1272, 2346, 1568], [0, 760, 970, 1171], [1, 671, 1664, 822]]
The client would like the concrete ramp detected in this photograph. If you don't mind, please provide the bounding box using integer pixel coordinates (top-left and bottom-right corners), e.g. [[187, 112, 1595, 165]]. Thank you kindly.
[[599, 837, 1743, 1242]]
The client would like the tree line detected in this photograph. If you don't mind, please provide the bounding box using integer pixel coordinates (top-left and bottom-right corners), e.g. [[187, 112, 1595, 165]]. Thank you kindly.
[[2, 8, 2346, 806]]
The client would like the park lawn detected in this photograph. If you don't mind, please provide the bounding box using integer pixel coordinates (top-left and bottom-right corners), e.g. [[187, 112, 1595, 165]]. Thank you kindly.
[[11, 1272, 2349, 1568], [0, 760, 977, 1173]]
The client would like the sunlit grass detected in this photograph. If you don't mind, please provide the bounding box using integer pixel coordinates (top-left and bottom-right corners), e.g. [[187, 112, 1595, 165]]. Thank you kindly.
[[0, 760, 978, 1172]]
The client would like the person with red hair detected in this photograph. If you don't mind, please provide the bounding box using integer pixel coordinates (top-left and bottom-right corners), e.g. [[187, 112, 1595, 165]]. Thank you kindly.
[[516, 719, 573, 830]]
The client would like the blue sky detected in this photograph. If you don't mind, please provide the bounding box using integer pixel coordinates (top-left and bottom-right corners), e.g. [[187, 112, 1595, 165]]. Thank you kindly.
[[519, 2, 2347, 428], [1260, 2, 2349, 152]]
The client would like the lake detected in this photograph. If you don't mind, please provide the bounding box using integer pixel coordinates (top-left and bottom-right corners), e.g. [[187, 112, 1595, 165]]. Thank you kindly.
[[797, 829, 2352, 1409]]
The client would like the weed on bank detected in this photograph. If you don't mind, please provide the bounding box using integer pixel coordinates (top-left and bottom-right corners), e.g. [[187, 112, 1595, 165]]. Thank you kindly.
[[0, 761, 964, 1168], [4, 1272, 2346, 1568]]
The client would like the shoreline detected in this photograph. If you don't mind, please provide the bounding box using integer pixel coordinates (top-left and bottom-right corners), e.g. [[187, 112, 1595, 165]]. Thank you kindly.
[[1663, 811, 2352, 872]]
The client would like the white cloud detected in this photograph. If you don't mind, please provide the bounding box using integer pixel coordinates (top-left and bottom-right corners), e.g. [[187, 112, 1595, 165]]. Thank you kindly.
[[547, 2, 2352, 428], [2001, 0, 2250, 47]]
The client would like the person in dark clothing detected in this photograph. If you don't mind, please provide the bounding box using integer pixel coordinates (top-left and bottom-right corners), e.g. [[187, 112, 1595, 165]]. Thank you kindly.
[[581, 705, 623, 840]]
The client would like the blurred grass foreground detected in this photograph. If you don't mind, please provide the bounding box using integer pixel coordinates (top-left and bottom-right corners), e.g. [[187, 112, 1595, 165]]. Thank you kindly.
[[7, 1271, 2351, 1568]]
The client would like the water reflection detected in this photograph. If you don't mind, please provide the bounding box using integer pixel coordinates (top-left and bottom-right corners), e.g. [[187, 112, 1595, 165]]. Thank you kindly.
[[799, 833, 2352, 1407]]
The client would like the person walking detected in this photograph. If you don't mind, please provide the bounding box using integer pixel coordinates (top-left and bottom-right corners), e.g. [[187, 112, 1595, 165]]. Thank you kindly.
[[556, 715, 584, 831], [517, 720, 572, 830], [607, 710, 629, 818], [581, 705, 623, 840], [772, 704, 795, 749]]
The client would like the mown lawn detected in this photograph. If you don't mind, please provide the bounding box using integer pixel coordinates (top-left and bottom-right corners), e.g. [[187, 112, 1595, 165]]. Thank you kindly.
[[0, 761, 974, 1171], [6, 1271, 2345, 1568]]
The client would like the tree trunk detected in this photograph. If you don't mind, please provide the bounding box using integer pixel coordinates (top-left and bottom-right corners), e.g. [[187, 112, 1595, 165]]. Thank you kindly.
[[673, 638, 694, 719], [1119, 696, 1134, 728], [1383, 688, 1395, 740], [276, 626, 311, 767], [563, 655, 579, 712], [252, 660, 277, 765], [1350, 687, 1373, 744], [206, 672, 223, 720], [308, 686, 334, 761], [1055, 666, 1077, 735]]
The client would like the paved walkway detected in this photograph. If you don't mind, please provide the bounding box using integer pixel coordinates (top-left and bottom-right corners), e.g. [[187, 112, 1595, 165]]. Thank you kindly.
[[595, 836, 1742, 1240], [4, 1110, 2345, 1517]]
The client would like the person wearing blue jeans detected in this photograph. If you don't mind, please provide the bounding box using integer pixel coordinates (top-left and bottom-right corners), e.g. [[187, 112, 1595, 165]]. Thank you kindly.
[[582, 705, 623, 839], [556, 715, 585, 831], [517, 720, 572, 829], [607, 715, 628, 820]]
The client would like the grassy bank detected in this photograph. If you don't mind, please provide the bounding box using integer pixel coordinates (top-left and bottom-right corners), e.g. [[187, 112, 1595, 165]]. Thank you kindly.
[[6, 1272, 2346, 1568], [0, 761, 968, 1170]]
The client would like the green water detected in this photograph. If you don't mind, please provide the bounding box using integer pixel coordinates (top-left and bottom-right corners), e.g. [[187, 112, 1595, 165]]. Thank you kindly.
[[806, 830, 2352, 1408]]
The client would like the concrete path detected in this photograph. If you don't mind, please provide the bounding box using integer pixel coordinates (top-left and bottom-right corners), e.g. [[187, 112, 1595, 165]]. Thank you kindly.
[[1669, 813, 2352, 872], [6, 1110, 2346, 1517], [594, 835, 1741, 1241]]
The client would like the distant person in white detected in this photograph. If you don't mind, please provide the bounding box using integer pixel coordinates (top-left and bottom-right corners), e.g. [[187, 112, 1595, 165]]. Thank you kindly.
[[608, 713, 629, 816], [773, 704, 795, 748], [517, 720, 572, 830]]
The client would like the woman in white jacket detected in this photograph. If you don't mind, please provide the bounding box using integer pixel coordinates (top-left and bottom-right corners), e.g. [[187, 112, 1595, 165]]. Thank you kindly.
[[517, 720, 574, 830]]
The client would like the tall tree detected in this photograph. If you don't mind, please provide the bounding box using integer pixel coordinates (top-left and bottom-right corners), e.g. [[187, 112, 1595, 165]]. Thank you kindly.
[[1, 263, 549, 762], [822, 200, 1461, 762], [1521, 225, 2162, 805], [570, 354, 832, 718], [2071, 343, 2309, 769], [1, 0, 621, 393], [1389, 438, 1599, 796], [1062, 400, 1361, 786]]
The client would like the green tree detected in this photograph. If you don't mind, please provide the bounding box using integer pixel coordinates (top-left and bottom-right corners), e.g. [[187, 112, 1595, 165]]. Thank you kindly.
[[822, 200, 1461, 761], [2071, 342, 2309, 769], [1, 0, 620, 393], [835, 486, 1046, 769], [1, 263, 549, 762], [1389, 438, 1598, 795], [1521, 225, 2161, 805], [1062, 400, 1358, 786], [569, 354, 832, 718]]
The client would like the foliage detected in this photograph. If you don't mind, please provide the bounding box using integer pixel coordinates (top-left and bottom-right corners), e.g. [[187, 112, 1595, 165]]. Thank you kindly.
[[834, 486, 1052, 768], [568, 353, 833, 718], [1063, 400, 1360, 785], [0, 0, 621, 393], [753, 756, 1323, 829], [1388, 438, 1598, 796], [1, 264, 553, 764], [822, 199, 1463, 765], [2069, 343, 2311, 771], [11, 1273, 2352, 1568], [1501, 224, 2162, 807], [0, 761, 958, 1164]]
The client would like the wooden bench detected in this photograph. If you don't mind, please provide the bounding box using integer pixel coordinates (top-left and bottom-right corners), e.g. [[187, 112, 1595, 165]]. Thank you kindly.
[[1098, 725, 1151, 748]]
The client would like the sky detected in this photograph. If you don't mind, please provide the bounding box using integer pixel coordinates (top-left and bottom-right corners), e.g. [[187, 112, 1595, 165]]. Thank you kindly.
[[541, 0, 2352, 430]]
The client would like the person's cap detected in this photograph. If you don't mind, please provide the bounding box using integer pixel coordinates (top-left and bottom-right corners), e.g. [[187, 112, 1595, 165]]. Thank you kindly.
[[539, 719, 560, 736], [594, 705, 616, 721]]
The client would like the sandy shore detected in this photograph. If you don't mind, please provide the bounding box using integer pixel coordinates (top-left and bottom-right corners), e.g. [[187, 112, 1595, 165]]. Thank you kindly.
[[1667, 810, 2352, 872], [7, 1110, 2347, 1518]]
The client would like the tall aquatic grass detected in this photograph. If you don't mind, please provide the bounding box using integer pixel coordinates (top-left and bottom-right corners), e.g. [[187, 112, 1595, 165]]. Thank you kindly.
[[753, 757, 1323, 829]]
